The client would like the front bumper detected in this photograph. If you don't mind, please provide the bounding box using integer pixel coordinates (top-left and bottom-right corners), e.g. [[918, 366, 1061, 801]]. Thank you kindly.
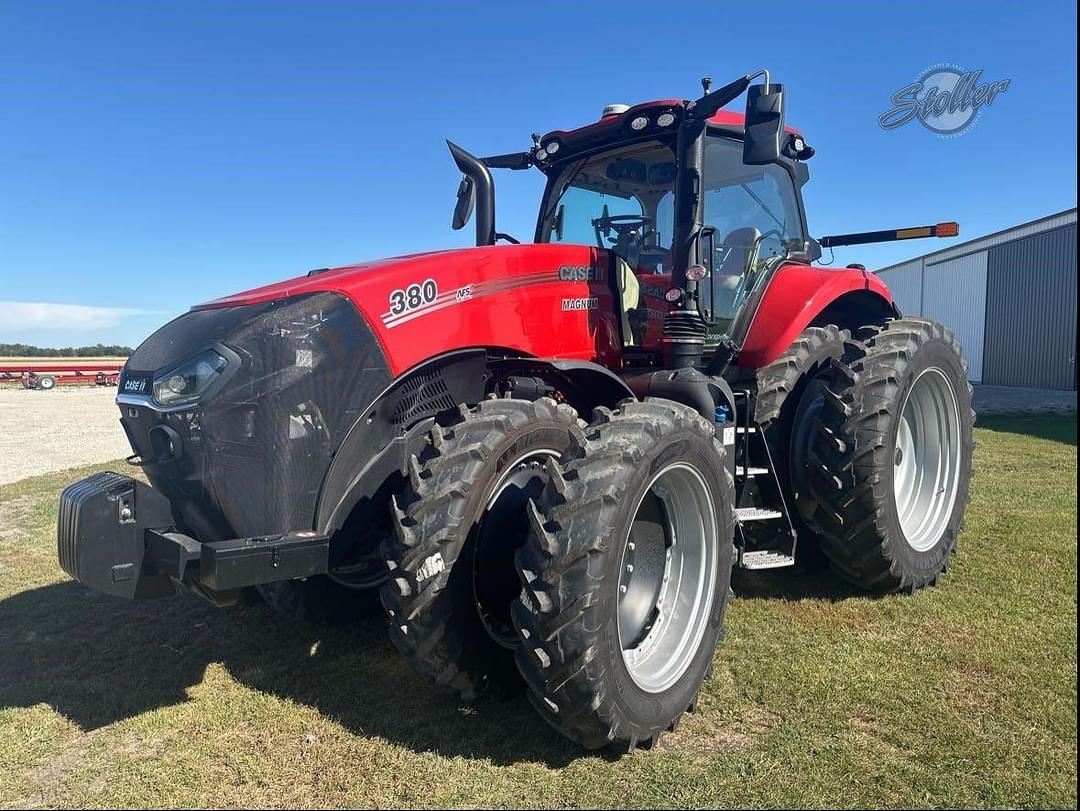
[[58, 471, 329, 602]]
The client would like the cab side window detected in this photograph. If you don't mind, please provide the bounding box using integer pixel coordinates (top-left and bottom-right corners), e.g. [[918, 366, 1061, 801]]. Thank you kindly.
[[699, 135, 805, 326]]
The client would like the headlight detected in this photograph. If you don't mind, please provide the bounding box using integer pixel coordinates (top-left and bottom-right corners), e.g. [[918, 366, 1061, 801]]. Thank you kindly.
[[153, 349, 229, 407]]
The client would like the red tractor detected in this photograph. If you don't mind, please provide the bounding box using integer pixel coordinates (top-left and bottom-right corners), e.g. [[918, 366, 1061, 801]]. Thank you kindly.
[[58, 73, 974, 752]]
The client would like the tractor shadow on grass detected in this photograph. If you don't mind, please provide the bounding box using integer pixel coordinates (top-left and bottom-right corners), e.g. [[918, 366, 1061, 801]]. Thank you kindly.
[[730, 543, 880, 603], [0, 580, 585, 767]]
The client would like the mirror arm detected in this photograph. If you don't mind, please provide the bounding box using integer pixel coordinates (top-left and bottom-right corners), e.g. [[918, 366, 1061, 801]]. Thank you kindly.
[[482, 151, 533, 171]]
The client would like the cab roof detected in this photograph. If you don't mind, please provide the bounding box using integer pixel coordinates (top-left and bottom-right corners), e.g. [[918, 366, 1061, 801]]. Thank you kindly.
[[539, 99, 802, 160]]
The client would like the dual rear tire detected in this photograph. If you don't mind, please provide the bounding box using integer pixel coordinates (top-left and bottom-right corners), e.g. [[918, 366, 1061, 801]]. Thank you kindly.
[[802, 318, 975, 591]]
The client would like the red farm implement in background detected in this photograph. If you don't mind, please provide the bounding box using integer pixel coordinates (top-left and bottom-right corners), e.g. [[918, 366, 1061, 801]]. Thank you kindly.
[[0, 362, 123, 390]]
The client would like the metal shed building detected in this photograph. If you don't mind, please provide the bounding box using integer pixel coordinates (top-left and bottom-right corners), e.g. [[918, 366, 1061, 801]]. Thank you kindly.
[[875, 208, 1077, 390]]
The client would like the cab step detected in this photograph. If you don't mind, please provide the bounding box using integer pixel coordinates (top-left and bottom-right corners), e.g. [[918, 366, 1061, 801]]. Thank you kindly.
[[734, 507, 783, 522], [739, 550, 796, 569]]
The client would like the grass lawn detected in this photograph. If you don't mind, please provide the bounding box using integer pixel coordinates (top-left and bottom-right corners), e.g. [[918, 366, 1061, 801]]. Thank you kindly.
[[1, 415, 1075, 808]]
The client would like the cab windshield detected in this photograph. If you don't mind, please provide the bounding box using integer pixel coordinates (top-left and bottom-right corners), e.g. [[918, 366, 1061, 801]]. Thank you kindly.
[[539, 140, 676, 276], [537, 134, 805, 336]]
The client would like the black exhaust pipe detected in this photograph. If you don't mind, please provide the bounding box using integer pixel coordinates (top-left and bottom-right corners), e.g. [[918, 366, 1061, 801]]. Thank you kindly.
[[447, 140, 495, 246]]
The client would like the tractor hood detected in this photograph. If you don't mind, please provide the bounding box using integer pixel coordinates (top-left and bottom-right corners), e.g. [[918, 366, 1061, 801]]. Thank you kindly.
[[195, 248, 467, 310], [187, 242, 617, 376]]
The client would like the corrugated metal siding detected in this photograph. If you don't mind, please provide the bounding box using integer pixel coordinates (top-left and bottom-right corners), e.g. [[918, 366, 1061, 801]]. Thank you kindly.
[[983, 225, 1077, 389], [876, 259, 924, 315], [922, 252, 988, 381]]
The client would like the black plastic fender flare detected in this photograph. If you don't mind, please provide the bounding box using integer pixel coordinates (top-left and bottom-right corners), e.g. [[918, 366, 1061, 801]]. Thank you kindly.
[[315, 349, 489, 535]]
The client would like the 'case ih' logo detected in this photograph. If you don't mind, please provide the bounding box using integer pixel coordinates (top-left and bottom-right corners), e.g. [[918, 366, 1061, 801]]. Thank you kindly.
[[123, 377, 146, 393], [558, 265, 602, 282]]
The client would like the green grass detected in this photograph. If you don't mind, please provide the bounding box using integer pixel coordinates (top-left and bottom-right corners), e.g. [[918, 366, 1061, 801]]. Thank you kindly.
[[1, 416, 1076, 808]]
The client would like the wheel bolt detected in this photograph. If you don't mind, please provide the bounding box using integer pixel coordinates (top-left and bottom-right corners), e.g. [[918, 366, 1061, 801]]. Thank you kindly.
[[620, 585, 628, 594], [626, 564, 633, 573]]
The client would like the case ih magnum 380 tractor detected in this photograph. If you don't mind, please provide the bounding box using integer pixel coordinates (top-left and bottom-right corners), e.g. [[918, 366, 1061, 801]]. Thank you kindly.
[[58, 72, 974, 751]]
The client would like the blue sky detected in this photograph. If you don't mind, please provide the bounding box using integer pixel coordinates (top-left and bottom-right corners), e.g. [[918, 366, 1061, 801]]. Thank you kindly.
[[1, 0, 1076, 347]]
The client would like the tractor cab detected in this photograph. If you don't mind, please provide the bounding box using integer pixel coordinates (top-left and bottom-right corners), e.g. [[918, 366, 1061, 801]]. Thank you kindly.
[[451, 73, 817, 370], [534, 120, 811, 351]]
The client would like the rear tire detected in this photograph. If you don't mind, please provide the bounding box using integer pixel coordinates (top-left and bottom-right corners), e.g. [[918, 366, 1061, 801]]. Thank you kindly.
[[381, 397, 583, 702], [36, 375, 55, 390], [753, 325, 855, 539], [513, 400, 735, 751], [804, 318, 975, 591]]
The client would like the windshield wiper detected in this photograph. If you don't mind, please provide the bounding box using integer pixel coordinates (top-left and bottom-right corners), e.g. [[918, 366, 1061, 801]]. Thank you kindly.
[[739, 183, 786, 234], [539, 157, 589, 238]]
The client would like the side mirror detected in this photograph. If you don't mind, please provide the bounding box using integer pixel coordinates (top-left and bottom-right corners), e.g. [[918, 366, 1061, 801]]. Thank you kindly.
[[743, 82, 785, 165], [452, 175, 475, 231]]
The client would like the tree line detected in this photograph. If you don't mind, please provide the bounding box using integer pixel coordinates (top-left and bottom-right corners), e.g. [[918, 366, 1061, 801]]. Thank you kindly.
[[0, 343, 133, 357]]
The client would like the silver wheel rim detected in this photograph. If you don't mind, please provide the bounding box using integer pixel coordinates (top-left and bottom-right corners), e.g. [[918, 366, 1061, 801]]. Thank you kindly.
[[618, 462, 718, 694], [893, 367, 962, 552]]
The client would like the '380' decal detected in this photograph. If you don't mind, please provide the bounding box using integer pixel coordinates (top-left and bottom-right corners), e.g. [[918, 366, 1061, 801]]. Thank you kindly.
[[387, 279, 438, 316]]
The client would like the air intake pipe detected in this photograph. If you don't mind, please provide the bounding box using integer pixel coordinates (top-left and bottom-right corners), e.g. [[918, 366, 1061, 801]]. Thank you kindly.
[[447, 141, 496, 247]]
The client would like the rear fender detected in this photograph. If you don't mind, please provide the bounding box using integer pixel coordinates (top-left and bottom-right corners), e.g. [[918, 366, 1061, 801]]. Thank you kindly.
[[737, 264, 897, 369]]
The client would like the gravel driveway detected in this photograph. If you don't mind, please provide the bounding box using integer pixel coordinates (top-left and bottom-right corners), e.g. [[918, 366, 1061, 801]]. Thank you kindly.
[[0, 386, 130, 485]]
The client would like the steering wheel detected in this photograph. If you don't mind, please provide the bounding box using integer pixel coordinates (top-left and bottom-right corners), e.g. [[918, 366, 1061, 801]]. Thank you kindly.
[[592, 213, 653, 245]]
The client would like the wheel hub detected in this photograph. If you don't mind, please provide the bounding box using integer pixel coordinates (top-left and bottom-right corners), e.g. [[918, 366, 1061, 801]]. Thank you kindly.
[[617, 463, 718, 694], [893, 367, 962, 552]]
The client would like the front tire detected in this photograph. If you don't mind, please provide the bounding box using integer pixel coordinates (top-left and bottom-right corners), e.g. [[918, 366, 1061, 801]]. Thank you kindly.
[[513, 400, 735, 751], [804, 319, 975, 591], [381, 397, 582, 702]]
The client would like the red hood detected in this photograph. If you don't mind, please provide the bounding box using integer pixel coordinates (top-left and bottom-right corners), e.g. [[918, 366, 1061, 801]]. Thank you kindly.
[[192, 241, 620, 377], [194, 248, 467, 310]]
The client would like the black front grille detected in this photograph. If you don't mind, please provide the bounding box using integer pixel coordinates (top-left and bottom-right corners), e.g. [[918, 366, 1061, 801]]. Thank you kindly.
[[121, 292, 391, 540]]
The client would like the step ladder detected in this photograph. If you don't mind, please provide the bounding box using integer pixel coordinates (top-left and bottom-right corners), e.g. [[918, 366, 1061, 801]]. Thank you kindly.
[[730, 389, 798, 570]]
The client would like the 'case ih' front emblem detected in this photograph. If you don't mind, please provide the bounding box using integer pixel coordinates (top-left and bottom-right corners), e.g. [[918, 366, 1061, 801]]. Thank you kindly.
[[123, 377, 146, 393]]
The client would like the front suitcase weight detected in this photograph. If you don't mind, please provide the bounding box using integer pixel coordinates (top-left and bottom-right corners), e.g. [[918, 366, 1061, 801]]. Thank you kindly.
[[57, 472, 176, 599]]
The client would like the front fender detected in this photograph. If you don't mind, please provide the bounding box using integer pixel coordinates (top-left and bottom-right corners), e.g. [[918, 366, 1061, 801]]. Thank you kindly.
[[737, 264, 895, 369]]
